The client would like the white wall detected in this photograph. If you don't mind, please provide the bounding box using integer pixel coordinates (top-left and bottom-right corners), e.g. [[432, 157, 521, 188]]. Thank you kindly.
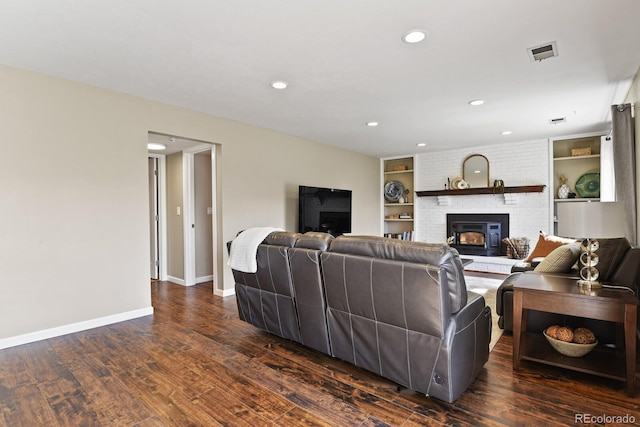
[[0, 64, 380, 345], [415, 139, 550, 245]]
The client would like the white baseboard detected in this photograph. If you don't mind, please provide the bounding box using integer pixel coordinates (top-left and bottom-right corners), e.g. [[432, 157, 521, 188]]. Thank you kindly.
[[167, 275, 186, 286], [215, 288, 236, 297], [0, 306, 154, 350], [167, 276, 214, 287], [196, 275, 214, 284]]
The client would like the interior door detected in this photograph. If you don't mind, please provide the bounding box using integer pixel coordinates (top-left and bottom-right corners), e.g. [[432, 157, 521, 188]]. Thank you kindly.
[[149, 157, 160, 280]]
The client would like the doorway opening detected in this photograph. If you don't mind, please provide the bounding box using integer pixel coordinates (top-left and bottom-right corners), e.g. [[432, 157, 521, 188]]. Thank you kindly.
[[148, 132, 220, 292]]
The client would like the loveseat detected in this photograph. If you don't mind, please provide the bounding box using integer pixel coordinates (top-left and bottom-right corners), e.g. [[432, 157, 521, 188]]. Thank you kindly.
[[496, 237, 640, 344], [230, 231, 492, 403]]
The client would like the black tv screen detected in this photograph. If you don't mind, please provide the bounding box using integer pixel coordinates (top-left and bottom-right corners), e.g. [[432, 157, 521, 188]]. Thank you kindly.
[[298, 186, 352, 236]]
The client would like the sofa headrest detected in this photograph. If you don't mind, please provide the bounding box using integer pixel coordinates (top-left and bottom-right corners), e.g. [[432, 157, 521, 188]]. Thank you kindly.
[[328, 236, 467, 312], [296, 232, 334, 251], [328, 235, 449, 263], [264, 231, 302, 248]]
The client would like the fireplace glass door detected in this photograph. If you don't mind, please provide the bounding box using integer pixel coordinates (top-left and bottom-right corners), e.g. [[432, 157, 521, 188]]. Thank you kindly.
[[458, 231, 485, 247]]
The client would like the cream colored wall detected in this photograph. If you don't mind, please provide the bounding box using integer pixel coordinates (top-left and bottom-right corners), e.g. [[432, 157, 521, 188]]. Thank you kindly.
[[0, 64, 380, 342], [624, 67, 640, 244]]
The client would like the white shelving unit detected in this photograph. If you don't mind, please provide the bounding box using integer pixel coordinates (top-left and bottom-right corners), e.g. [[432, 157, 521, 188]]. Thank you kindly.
[[550, 134, 607, 234], [381, 156, 415, 240]]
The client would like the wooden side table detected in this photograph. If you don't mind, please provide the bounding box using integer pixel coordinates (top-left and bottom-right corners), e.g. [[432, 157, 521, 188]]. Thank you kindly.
[[512, 273, 638, 396]]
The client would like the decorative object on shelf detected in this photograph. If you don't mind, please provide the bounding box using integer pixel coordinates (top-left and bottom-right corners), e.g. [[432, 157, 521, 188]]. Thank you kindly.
[[557, 174, 570, 199], [451, 177, 468, 190], [392, 164, 409, 171], [575, 172, 600, 198], [462, 154, 489, 188], [398, 188, 410, 204], [384, 180, 405, 202], [544, 327, 597, 357], [571, 147, 592, 156], [556, 201, 625, 289]]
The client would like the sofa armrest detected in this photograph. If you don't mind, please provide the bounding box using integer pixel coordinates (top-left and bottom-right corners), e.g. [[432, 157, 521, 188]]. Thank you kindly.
[[451, 291, 487, 328], [510, 257, 545, 273], [496, 273, 520, 316]]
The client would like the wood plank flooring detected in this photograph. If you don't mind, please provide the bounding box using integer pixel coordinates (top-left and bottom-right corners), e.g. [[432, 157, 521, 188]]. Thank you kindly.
[[0, 279, 638, 426]]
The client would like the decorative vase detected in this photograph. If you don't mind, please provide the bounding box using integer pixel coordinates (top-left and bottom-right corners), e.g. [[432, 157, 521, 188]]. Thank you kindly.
[[558, 184, 570, 199], [398, 196, 405, 204]]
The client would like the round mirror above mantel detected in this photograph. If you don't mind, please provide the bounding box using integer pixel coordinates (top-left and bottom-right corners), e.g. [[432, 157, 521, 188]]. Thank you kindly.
[[463, 154, 489, 188]]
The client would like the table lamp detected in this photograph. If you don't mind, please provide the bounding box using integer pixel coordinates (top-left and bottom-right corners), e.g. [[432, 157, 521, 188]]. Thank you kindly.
[[556, 201, 625, 288]]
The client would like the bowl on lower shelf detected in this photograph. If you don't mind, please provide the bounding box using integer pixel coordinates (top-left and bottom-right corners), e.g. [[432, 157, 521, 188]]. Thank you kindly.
[[543, 330, 597, 357]]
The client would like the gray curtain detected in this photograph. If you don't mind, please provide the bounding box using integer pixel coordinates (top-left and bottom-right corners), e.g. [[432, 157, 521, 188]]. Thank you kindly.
[[611, 104, 637, 244]]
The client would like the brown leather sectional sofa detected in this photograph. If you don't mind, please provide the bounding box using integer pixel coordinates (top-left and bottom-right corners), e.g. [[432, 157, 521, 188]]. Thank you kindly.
[[496, 241, 640, 344], [231, 231, 492, 403]]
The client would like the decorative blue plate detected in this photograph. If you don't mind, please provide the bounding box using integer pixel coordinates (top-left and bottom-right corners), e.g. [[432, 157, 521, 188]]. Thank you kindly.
[[575, 172, 600, 198], [384, 181, 405, 202]]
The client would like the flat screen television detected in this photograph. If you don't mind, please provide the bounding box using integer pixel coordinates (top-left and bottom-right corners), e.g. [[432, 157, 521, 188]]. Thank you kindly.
[[298, 186, 352, 237]]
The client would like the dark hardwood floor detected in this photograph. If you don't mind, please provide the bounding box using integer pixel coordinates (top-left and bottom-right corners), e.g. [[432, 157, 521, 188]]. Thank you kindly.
[[1, 280, 638, 426]]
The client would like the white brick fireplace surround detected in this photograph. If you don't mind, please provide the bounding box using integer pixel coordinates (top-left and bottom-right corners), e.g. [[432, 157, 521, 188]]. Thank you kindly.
[[414, 139, 551, 272]]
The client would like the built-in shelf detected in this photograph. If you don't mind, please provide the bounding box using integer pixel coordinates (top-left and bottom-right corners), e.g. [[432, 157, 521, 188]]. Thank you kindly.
[[384, 169, 414, 175], [554, 198, 600, 203], [416, 185, 545, 197], [554, 154, 600, 162], [382, 156, 415, 240]]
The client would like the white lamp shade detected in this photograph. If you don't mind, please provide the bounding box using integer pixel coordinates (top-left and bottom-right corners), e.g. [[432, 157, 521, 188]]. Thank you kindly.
[[557, 202, 625, 239]]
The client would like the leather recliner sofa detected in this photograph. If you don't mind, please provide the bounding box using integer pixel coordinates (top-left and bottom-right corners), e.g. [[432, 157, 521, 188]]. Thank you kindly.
[[232, 231, 334, 354], [496, 242, 640, 344], [231, 232, 492, 403]]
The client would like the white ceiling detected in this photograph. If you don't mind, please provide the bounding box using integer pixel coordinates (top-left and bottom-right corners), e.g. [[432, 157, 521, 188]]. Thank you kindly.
[[2, 0, 639, 158]]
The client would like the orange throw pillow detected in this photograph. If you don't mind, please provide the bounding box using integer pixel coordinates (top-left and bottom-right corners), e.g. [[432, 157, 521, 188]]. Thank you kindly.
[[525, 232, 579, 262]]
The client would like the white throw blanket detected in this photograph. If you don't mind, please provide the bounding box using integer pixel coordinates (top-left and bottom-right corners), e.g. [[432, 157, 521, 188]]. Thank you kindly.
[[227, 227, 283, 273]]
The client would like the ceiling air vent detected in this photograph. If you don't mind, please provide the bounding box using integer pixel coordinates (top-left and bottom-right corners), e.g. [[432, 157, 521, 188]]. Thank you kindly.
[[549, 117, 567, 125], [528, 41, 558, 62]]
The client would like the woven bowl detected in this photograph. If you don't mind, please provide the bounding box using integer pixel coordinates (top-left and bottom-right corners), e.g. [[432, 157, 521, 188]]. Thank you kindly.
[[543, 329, 597, 357]]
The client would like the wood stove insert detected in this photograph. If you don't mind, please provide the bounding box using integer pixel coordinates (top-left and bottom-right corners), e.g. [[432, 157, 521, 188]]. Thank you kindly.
[[447, 213, 509, 256]]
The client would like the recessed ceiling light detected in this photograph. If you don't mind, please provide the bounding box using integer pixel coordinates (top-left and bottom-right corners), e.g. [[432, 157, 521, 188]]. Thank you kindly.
[[271, 80, 288, 89], [148, 143, 166, 150], [402, 30, 427, 44], [501, 131, 512, 135], [366, 121, 379, 127], [468, 99, 484, 106], [417, 143, 426, 147]]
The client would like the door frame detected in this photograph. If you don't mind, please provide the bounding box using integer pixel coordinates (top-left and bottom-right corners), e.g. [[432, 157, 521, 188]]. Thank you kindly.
[[148, 153, 168, 281], [183, 143, 218, 288]]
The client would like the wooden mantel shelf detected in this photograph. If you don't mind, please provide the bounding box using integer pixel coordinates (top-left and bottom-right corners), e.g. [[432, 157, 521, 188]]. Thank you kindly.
[[416, 185, 546, 197]]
